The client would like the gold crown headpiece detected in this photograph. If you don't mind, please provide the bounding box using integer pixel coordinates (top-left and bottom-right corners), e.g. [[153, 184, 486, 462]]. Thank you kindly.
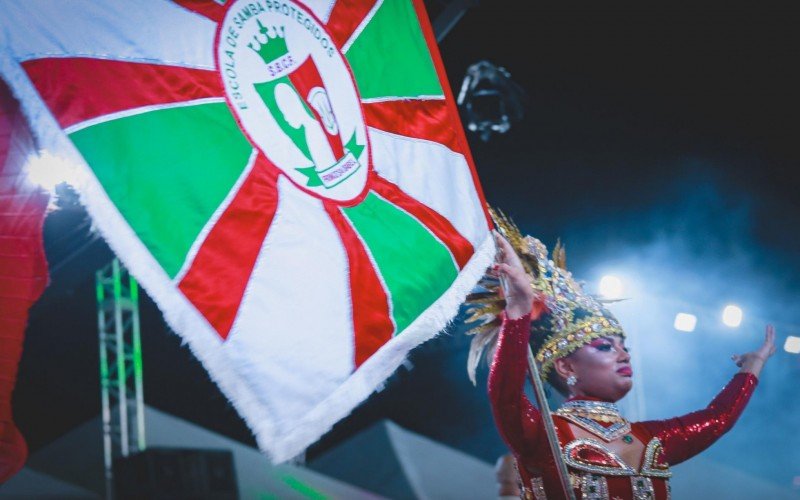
[[465, 208, 624, 384]]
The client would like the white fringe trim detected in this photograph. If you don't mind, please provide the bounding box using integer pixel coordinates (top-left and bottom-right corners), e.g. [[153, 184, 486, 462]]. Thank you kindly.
[[264, 233, 495, 462], [0, 52, 496, 463]]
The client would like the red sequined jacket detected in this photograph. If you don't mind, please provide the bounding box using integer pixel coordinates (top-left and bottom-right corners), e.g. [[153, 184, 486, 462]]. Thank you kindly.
[[488, 313, 758, 500]]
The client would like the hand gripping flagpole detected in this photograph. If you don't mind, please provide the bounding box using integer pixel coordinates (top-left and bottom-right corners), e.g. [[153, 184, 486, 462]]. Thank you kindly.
[[498, 274, 575, 500]]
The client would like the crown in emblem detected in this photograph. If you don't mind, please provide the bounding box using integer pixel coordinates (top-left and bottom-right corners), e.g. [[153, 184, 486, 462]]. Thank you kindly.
[[247, 20, 289, 64]]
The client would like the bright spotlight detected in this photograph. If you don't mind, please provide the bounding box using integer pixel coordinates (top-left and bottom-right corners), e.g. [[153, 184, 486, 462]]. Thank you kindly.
[[24, 151, 77, 193], [674, 313, 697, 332], [599, 275, 623, 299], [721, 305, 743, 327], [784, 336, 800, 354]]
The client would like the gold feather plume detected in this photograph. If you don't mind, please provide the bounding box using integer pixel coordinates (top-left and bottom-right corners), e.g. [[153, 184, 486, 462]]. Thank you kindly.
[[464, 207, 540, 385]]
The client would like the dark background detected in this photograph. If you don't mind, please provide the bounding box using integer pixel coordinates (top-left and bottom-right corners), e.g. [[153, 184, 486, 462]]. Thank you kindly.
[[14, 1, 800, 491]]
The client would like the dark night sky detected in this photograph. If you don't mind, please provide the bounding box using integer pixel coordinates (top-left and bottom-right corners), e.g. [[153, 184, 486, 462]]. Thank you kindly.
[[13, 1, 800, 490], [449, 6, 799, 250]]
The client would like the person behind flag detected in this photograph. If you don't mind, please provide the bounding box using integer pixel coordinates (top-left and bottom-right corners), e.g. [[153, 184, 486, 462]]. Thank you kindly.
[[465, 215, 775, 500], [495, 453, 522, 499]]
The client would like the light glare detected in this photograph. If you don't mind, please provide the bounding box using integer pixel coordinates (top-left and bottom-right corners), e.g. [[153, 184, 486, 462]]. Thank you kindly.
[[599, 275, 623, 299], [784, 336, 800, 354], [722, 305, 743, 327], [24, 151, 76, 193], [674, 313, 697, 332]]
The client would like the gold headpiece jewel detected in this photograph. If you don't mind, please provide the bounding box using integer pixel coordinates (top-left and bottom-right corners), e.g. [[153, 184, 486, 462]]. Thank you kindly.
[[465, 208, 624, 384]]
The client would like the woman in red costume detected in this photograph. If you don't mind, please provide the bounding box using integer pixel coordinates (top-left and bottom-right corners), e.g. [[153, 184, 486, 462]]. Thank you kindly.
[[467, 224, 775, 500]]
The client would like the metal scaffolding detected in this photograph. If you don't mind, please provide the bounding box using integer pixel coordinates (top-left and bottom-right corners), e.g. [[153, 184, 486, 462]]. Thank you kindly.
[[96, 259, 145, 499]]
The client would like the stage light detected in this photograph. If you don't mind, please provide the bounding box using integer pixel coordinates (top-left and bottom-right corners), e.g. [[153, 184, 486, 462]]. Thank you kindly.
[[599, 275, 623, 299], [722, 305, 743, 327], [24, 151, 77, 193], [784, 336, 800, 354], [674, 313, 697, 332], [457, 61, 526, 142]]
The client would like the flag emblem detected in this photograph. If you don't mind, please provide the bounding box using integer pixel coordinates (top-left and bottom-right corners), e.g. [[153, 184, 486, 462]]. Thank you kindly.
[[218, 1, 368, 201]]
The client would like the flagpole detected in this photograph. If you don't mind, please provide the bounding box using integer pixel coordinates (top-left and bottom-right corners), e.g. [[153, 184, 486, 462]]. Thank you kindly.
[[526, 346, 576, 500], [498, 274, 575, 500]]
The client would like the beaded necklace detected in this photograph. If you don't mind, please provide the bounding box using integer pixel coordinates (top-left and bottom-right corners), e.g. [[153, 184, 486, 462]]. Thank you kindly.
[[555, 400, 633, 442]]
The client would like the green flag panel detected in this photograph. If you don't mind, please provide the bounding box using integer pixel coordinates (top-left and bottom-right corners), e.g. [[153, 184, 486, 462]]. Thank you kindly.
[[345, 0, 443, 100], [69, 102, 254, 278], [344, 192, 457, 334]]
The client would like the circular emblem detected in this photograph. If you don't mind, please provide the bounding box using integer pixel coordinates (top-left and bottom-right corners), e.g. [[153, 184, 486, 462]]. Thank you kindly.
[[217, 0, 369, 202]]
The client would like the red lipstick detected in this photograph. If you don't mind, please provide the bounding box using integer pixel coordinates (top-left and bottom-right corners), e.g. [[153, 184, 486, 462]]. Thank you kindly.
[[617, 366, 633, 377]]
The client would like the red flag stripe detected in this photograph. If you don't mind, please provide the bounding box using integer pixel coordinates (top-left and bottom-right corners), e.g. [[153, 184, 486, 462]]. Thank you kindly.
[[324, 201, 394, 367], [0, 236, 42, 258], [0, 215, 48, 238], [0, 255, 44, 280], [410, 0, 492, 230], [289, 56, 346, 159], [171, 0, 227, 23], [371, 174, 473, 269], [326, 0, 380, 49], [0, 79, 48, 480], [179, 155, 280, 339], [22, 58, 224, 130], [362, 99, 462, 154]]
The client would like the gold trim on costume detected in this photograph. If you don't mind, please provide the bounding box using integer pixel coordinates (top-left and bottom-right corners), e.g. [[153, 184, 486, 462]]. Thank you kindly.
[[640, 438, 672, 478], [631, 476, 656, 499], [562, 437, 672, 479], [554, 400, 632, 442], [464, 208, 625, 380], [564, 439, 637, 476], [578, 473, 610, 499]]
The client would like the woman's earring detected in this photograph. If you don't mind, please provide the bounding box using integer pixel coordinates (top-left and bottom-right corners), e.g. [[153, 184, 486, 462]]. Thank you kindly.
[[566, 375, 577, 386]]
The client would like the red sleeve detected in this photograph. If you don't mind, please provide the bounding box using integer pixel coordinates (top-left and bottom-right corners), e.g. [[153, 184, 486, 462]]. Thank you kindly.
[[639, 372, 758, 465], [487, 312, 543, 461]]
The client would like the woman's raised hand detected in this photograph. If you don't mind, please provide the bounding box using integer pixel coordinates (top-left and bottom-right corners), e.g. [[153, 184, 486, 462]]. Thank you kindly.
[[731, 324, 777, 379], [492, 231, 536, 319]]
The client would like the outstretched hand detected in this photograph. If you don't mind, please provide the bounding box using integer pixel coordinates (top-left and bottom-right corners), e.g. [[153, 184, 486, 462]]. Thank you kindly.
[[732, 324, 776, 379], [492, 231, 536, 319]]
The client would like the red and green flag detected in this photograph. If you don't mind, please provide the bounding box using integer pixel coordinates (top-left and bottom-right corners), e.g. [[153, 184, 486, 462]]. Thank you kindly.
[[0, 0, 492, 461]]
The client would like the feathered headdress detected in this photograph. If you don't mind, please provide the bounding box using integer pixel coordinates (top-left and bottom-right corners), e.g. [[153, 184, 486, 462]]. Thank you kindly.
[[464, 208, 624, 384]]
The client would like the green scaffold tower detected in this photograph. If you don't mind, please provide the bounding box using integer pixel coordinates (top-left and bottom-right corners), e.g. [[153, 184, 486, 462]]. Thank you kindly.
[[96, 259, 145, 499]]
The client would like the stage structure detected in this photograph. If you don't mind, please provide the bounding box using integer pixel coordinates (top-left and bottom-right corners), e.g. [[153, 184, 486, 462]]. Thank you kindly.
[[96, 259, 146, 499]]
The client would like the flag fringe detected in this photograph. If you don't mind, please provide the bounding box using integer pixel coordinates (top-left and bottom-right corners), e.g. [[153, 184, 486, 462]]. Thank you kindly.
[[264, 233, 495, 462]]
